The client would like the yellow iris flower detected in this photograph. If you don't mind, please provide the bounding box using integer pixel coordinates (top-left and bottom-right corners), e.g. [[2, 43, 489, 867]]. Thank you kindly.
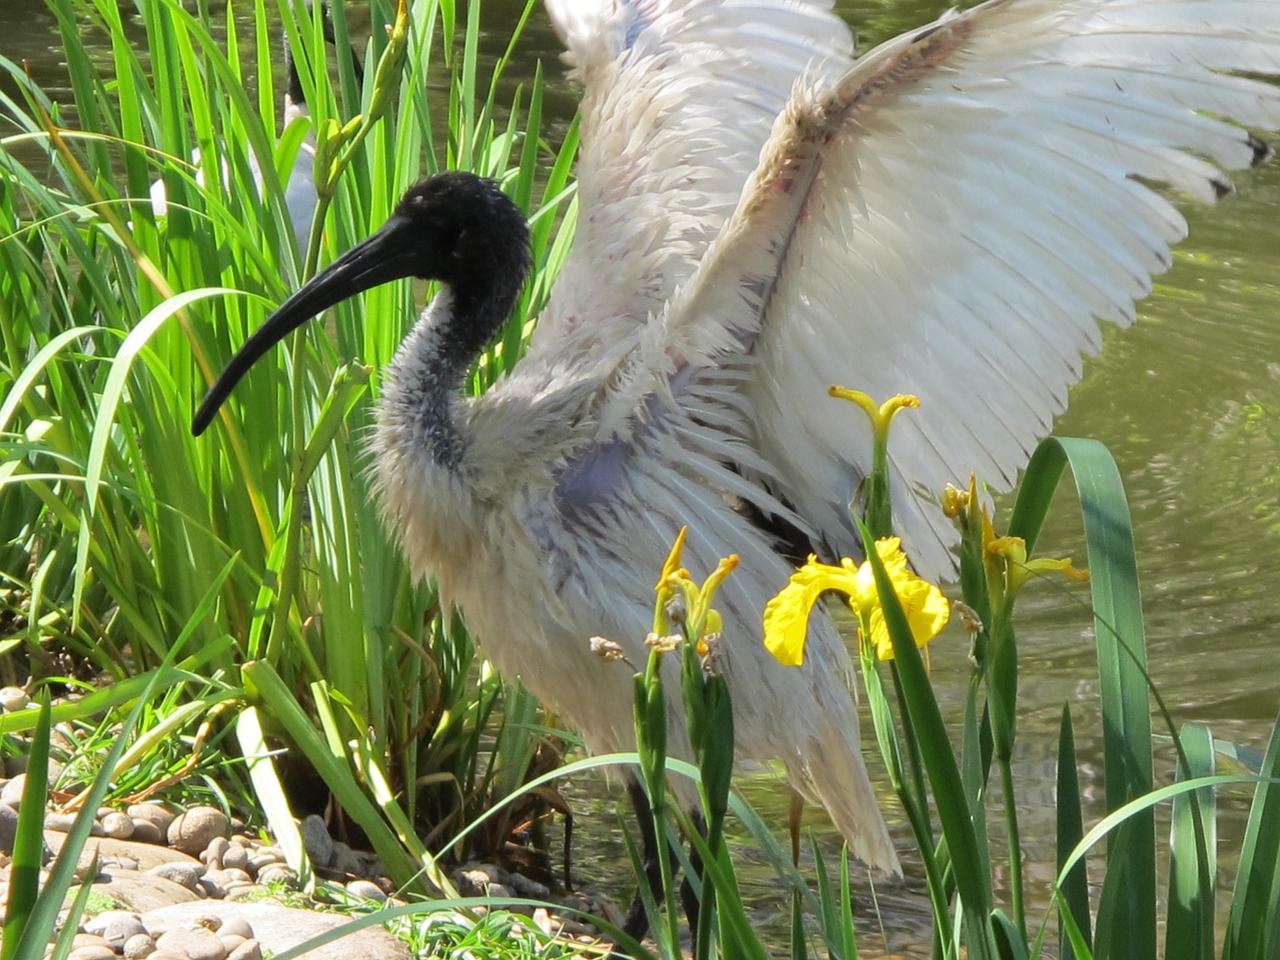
[[764, 537, 950, 667], [655, 526, 737, 651]]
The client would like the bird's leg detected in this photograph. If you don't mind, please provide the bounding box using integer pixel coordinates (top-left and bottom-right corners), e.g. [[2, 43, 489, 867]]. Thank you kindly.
[[679, 810, 706, 945], [621, 779, 708, 948], [622, 777, 664, 940]]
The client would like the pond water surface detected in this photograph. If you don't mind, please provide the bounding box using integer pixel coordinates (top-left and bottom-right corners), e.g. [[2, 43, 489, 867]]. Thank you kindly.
[[5, 0, 1280, 954]]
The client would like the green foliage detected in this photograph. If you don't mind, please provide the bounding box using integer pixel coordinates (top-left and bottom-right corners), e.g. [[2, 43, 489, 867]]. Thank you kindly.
[[854, 429, 1280, 960], [623, 419, 1280, 960], [1, 0, 576, 891]]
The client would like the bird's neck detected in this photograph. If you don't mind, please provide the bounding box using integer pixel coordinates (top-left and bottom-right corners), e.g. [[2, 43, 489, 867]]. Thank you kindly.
[[381, 282, 510, 471]]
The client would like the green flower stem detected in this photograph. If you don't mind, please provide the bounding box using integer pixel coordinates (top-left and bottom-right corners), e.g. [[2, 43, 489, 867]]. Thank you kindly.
[[634, 649, 681, 957], [999, 753, 1026, 940], [986, 613, 1025, 940], [688, 647, 735, 960], [858, 641, 951, 948], [864, 432, 893, 539]]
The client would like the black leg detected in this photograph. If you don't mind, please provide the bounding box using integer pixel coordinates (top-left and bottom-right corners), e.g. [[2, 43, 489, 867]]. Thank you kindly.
[[620, 779, 708, 950], [622, 777, 664, 940], [680, 810, 705, 944]]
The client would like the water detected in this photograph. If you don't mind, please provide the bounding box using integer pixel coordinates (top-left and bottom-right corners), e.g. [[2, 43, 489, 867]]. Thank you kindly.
[[6, 0, 1280, 953]]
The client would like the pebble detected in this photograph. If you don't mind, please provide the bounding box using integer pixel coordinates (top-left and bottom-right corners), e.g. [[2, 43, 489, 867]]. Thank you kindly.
[[15, 792, 601, 956], [168, 807, 230, 856], [0, 802, 19, 856], [346, 879, 387, 902], [47, 812, 104, 836], [102, 811, 136, 839], [509, 872, 550, 899], [221, 843, 249, 874], [0, 686, 28, 712], [0, 775, 26, 807], [130, 819, 165, 845], [255, 863, 298, 886], [73, 849, 103, 880], [247, 852, 283, 877], [455, 869, 488, 897], [225, 940, 262, 960], [214, 914, 253, 939], [68, 946, 117, 960], [71, 933, 114, 951], [155, 925, 228, 960], [148, 862, 206, 891], [123, 933, 157, 958], [198, 876, 226, 899], [202, 836, 229, 869], [299, 815, 332, 868], [128, 803, 178, 837], [84, 909, 146, 945]]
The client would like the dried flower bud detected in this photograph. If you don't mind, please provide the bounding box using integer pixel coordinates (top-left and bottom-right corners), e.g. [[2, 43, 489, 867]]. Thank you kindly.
[[645, 633, 682, 654], [589, 636, 624, 661]]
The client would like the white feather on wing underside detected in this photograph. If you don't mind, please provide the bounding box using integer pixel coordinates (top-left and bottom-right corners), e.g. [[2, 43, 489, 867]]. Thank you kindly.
[[617, 0, 1280, 580], [531, 0, 854, 362]]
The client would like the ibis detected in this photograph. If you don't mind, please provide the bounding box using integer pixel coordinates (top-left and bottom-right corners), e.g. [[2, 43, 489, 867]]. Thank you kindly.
[[192, 0, 1280, 906]]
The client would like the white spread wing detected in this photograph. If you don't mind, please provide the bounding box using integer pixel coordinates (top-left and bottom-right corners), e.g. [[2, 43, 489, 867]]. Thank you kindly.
[[532, 0, 854, 360], [631, 0, 1280, 578]]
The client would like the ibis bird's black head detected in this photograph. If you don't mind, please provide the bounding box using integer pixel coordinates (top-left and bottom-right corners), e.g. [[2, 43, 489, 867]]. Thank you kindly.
[[192, 172, 531, 435]]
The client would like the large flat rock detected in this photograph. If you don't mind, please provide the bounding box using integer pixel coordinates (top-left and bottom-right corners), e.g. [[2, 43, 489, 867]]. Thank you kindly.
[[141, 901, 412, 960], [44, 831, 201, 871], [89, 869, 200, 912]]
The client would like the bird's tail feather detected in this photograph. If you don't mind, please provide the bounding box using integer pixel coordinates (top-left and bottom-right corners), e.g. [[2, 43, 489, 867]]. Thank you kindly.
[[792, 714, 901, 875]]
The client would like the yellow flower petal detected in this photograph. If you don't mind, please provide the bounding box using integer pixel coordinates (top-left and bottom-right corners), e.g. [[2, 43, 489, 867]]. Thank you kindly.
[[867, 572, 951, 660], [763, 558, 858, 667], [859, 538, 950, 661], [657, 526, 689, 592], [765, 539, 948, 667], [691, 554, 739, 634]]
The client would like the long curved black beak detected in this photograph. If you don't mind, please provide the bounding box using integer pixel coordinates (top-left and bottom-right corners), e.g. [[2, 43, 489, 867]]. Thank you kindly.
[[192, 214, 420, 435]]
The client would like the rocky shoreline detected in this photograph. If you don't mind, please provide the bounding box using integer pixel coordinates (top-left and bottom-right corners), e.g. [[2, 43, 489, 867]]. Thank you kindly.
[[1, 780, 619, 959]]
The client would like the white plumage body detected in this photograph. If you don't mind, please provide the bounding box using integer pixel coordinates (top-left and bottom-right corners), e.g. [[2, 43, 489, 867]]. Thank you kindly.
[[360, 0, 1280, 873]]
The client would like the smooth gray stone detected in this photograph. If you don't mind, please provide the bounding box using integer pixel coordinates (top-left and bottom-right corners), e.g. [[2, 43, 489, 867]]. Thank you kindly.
[[141, 902, 413, 960]]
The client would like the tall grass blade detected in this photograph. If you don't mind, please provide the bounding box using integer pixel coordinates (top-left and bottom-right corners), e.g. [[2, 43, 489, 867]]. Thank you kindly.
[[1223, 707, 1280, 960], [1010, 437, 1153, 960], [1165, 722, 1216, 960], [235, 706, 314, 892], [47, 870, 99, 960], [1055, 704, 1090, 960], [857, 519, 995, 960], [11, 655, 191, 960], [991, 909, 1029, 960], [239, 659, 439, 895], [2, 691, 51, 960]]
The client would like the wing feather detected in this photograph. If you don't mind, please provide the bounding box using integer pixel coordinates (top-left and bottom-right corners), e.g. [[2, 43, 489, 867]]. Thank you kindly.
[[533, 0, 854, 358], [613, 0, 1280, 577]]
